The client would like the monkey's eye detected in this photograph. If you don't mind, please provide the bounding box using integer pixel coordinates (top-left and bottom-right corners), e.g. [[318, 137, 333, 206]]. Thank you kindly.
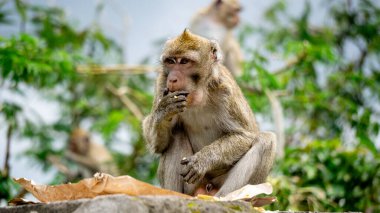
[[180, 58, 189, 64], [164, 58, 176, 64]]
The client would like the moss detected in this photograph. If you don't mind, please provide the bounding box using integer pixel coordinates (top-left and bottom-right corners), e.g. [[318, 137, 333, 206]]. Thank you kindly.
[[187, 202, 201, 213], [229, 205, 243, 212]]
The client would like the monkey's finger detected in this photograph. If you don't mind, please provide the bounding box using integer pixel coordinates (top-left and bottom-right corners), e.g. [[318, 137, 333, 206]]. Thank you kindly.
[[163, 88, 169, 96], [180, 164, 191, 177], [172, 96, 187, 103], [170, 91, 190, 98], [174, 90, 190, 96], [170, 102, 187, 113], [162, 95, 186, 106], [183, 169, 197, 182], [165, 100, 186, 111], [188, 172, 201, 184]]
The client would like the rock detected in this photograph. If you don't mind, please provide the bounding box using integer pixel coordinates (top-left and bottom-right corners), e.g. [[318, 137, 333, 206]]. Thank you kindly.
[[1, 195, 262, 213]]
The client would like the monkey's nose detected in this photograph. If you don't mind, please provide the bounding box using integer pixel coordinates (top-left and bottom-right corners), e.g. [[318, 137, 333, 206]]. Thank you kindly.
[[168, 79, 179, 92]]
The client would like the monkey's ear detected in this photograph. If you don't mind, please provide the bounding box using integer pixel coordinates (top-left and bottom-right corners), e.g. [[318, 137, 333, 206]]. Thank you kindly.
[[210, 40, 223, 62]]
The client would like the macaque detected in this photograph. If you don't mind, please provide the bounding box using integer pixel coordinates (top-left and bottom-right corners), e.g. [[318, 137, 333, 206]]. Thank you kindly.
[[142, 29, 276, 196], [66, 128, 118, 176], [190, 0, 243, 77]]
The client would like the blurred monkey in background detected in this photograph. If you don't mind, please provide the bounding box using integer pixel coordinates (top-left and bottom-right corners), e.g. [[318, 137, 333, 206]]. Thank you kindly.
[[66, 128, 119, 177], [190, 0, 243, 77]]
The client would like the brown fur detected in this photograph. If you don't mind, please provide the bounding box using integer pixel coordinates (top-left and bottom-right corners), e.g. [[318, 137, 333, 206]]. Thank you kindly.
[[143, 30, 276, 196]]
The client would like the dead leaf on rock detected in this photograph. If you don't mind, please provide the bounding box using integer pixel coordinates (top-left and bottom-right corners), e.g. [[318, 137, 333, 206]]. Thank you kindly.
[[14, 173, 275, 208], [14, 173, 191, 203]]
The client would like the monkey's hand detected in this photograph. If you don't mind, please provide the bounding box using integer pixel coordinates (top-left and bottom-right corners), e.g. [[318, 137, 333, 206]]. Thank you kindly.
[[180, 154, 208, 184], [155, 90, 189, 122]]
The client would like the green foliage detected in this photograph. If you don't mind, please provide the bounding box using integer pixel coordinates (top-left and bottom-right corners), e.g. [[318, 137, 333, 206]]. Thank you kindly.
[[0, 33, 80, 87], [240, 0, 380, 151], [270, 140, 380, 211], [0, 172, 20, 201], [238, 0, 380, 211], [0, 0, 153, 203]]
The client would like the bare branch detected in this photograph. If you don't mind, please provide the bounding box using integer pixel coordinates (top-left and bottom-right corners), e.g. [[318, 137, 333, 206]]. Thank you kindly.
[[76, 64, 158, 75], [47, 155, 78, 179], [265, 90, 285, 159], [106, 84, 144, 121], [240, 85, 263, 95], [3, 125, 13, 178], [272, 51, 306, 75], [64, 151, 99, 171]]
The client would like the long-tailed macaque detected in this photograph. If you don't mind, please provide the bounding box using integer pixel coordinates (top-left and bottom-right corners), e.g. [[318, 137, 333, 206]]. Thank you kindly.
[[190, 0, 243, 77], [66, 128, 118, 176], [142, 29, 276, 196]]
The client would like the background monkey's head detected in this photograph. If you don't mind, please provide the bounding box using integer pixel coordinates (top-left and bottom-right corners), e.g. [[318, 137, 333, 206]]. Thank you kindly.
[[69, 128, 91, 155], [214, 0, 241, 29]]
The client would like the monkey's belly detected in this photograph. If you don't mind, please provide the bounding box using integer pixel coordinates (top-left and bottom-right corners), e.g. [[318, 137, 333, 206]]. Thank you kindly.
[[183, 121, 222, 153]]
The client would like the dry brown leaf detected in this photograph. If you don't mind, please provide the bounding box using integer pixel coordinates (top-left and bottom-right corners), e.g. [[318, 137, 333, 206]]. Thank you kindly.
[[220, 183, 273, 201], [196, 183, 275, 207], [14, 172, 275, 208], [14, 173, 191, 203]]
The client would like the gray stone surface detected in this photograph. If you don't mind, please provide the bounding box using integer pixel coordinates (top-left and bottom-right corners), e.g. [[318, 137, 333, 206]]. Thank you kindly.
[[0, 195, 261, 213]]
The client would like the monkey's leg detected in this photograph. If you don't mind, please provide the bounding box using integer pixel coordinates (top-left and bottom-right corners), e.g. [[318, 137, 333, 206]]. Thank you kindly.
[[157, 131, 196, 194], [215, 131, 276, 197]]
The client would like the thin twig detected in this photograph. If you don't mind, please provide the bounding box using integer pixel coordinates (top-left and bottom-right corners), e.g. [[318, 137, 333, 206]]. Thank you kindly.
[[272, 52, 307, 75], [76, 64, 158, 75], [106, 84, 144, 121], [241, 84, 289, 97], [4, 125, 13, 178], [47, 155, 78, 179], [241, 85, 263, 95], [265, 90, 285, 159]]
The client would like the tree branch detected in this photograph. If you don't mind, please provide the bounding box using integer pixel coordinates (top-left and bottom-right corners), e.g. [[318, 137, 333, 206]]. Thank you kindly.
[[272, 51, 307, 75], [3, 125, 13, 178], [47, 155, 78, 179], [76, 64, 158, 75], [265, 90, 285, 158], [106, 84, 144, 121]]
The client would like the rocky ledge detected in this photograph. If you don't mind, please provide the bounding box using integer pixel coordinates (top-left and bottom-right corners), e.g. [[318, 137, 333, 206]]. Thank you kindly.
[[1, 194, 263, 213]]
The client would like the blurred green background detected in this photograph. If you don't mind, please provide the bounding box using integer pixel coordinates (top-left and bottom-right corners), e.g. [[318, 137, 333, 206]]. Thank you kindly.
[[0, 0, 379, 211]]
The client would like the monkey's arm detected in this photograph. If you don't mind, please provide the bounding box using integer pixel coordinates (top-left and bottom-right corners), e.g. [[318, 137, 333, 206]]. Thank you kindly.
[[197, 131, 256, 170], [181, 84, 260, 184], [143, 90, 189, 154], [142, 114, 172, 154]]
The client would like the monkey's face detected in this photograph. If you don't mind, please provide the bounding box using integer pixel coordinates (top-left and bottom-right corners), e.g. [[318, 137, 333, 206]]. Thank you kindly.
[[216, 0, 242, 29], [69, 129, 91, 155], [161, 55, 204, 106], [160, 30, 221, 107]]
